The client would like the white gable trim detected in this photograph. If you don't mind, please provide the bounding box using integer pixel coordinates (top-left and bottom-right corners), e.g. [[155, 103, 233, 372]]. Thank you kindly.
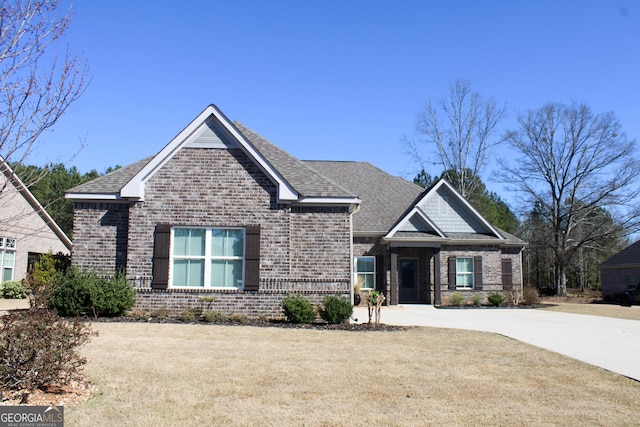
[[384, 179, 505, 241], [385, 207, 446, 239], [120, 105, 298, 202]]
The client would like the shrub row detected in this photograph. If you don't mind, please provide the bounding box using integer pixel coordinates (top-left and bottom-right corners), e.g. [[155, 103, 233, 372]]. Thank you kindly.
[[282, 294, 353, 324]]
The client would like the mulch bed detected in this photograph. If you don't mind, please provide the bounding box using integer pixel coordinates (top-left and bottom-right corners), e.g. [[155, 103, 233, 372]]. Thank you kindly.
[[88, 315, 409, 332]]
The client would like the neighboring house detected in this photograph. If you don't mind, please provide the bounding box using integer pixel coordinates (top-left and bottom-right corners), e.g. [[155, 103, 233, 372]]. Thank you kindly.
[[66, 104, 526, 317], [599, 240, 640, 301], [0, 160, 72, 283]]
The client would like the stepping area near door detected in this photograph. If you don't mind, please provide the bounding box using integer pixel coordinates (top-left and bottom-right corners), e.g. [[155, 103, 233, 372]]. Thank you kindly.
[[353, 304, 640, 381]]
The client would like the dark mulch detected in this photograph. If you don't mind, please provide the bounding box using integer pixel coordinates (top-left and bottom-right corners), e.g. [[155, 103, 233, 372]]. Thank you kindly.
[[86, 315, 409, 332]]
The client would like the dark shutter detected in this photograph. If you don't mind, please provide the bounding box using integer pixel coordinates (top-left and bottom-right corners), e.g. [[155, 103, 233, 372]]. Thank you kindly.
[[474, 256, 483, 290], [375, 255, 385, 292], [151, 224, 171, 290], [502, 258, 513, 290], [447, 256, 457, 290], [244, 225, 261, 291]]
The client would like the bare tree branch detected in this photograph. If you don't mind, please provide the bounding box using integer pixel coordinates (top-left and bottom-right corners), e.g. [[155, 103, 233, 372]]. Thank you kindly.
[[498, 102, 640, 296], [406, 80, 506, 198]]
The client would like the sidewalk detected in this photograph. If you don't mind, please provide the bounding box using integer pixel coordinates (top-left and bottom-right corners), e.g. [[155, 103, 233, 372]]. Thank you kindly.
[[354, 305, 640, 381]]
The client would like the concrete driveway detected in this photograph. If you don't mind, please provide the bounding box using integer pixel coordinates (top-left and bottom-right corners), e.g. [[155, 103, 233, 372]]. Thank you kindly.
[[353, 305, 640, 381]]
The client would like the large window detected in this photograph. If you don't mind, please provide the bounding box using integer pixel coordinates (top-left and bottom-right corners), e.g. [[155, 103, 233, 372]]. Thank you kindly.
[[456, 257, 474, 289], [0, 237, 16, 283], [172, 228, 245, 288], [354, 256, 375, 290]]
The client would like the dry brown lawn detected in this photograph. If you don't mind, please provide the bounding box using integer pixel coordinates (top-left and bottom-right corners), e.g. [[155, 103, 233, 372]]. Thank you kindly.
[[66, 323, 640, 427], [542, 302, 640, 321]]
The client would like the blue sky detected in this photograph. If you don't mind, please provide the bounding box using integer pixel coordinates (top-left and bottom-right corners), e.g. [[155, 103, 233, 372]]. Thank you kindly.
[[31, 1, 640, 200]]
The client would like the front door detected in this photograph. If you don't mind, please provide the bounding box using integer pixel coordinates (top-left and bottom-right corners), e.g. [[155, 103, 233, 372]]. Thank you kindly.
[[399, 258, 419, 303]]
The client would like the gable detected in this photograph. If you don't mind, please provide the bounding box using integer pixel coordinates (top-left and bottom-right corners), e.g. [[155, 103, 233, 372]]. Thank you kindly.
[[67, 105, 359, 209], [385, 179, 508, 244], [0, 161, 72, 251], [419, 185, 490, 234]]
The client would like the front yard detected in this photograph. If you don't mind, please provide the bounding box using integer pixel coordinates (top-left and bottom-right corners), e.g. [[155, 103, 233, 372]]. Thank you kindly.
[[64, 322, 640, 427]]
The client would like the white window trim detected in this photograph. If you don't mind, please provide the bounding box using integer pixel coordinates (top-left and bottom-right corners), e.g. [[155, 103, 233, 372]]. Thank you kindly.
[[169, 227, 246, 289], [0, 237, 16, 283], [354, 256, 375, 290], [456, 257, 474, 289]]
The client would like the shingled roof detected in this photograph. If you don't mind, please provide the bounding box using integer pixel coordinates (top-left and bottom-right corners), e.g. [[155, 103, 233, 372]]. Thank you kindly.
[[304, 161, 424, 234], [600, 240, 640, 268]]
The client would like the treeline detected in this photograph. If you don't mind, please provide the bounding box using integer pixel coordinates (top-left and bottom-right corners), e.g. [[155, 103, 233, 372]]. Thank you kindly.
[[13, 163, 120, 238]]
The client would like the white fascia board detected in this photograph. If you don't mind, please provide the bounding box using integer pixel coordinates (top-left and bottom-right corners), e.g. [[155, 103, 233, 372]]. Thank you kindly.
[[297, 197, 361, 205], [65, 192, 122, 201], [120, 105, 299, 202]]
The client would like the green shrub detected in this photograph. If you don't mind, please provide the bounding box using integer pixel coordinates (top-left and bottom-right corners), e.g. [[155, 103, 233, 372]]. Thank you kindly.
[[1, 281, 28, 299], [522, 287, 540, 305], [282, 294, 315, 324], [49, 267, 135, 317], [49, 267, 92, 316], [203, 311, 227, 323], [88, 273, 136, 317], [319, 295, 353, 324], [0, 309, 94, 391], [488, 292, 505, 306], [179, 310, 196, 322], [448, 292, 465, 306], [151, 309, 171, 321], [471, 293, 483, 306]]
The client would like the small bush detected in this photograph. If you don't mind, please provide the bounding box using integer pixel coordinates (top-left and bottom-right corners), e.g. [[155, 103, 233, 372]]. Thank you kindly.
[[229, 313, 248, 324], [522, 287, 540, 305], [179, 310, 196, 322], [49, 268, 135, 317], [282, 294, 315, 324], [488, 292, 505, 306], [151, 309, 171, 321], [88, 273, 136, 317], [203, 311, 227, 323], [0, 309, 94, 391], [49, 267, 92, 316], [1, 281, 28, 299], [319, 295, 353, 324], [448, 292, 465, 306], [471, 293, 483, 306]]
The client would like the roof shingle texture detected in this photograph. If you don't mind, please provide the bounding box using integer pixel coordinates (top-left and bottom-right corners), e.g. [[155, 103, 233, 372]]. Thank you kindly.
[[304, 160, 424, 234], [600, 240, 640, 267]]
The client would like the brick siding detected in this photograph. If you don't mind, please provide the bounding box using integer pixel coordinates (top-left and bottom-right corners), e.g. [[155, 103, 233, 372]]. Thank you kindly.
[[72, 148, 351, 317]]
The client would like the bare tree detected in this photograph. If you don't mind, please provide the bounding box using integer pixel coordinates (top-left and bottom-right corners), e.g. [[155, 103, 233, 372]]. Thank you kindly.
[[499, 102, 640, 296], [0, 0, 88, 165], [406, 80, 506, 199]]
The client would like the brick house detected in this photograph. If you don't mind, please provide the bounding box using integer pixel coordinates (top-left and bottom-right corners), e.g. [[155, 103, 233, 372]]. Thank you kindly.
[[0, 160, 72, 283], [66, 104, 526, 317], [599, 240, 640, 301]]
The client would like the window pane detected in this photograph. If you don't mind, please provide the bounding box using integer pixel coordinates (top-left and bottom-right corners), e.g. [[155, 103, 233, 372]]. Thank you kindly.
[[211, 260, 243, 287], [457, 273, 472, 288], [211, 229, 244, 257], [3, 267, 12, 282], [173, 229, 205, 256], [356, 257, 374, 273], [362, 274, 374, 289], [456, 257, 473, 273], [172, 259, 204, 287], [3, 251, 13, 268]]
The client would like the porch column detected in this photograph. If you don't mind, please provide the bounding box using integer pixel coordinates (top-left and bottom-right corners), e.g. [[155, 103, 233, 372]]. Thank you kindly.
[[390, 247, 399, 305], [433, 248, 441, 305]]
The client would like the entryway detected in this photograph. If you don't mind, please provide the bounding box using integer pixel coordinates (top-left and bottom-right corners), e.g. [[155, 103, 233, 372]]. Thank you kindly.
[[398, 258, 419, 303]]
